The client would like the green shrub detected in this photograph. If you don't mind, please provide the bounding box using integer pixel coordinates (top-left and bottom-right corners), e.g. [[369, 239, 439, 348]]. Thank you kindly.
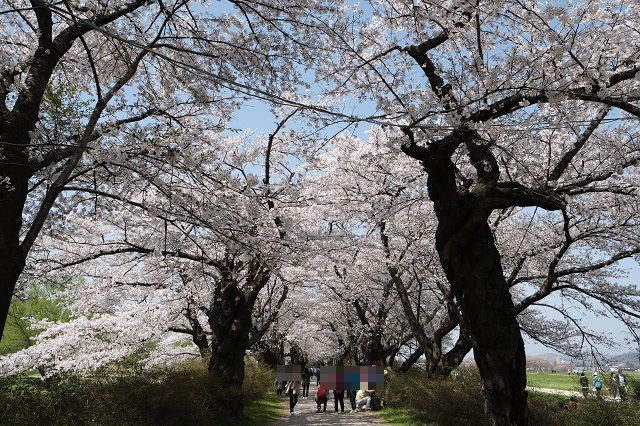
[[384, 368, 486, 425], [242, 358, 276, 401], [628, 377, 640, 403], [563, 398, 640, 426], [382, 368, 640, 426], [0, 359, 277, 425]]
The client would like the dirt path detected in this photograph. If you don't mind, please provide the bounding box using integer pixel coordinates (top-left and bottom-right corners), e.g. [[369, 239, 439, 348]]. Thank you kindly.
[[528, 386, 624, 402], [271, 384, 390, 425]]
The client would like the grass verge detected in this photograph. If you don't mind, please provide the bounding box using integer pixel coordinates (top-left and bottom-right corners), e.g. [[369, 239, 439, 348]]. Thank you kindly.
[[379, 406, 438, 425], [221, 393, 282, 426]]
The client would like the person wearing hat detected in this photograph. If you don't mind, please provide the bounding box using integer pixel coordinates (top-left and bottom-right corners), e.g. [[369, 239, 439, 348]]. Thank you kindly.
[[592, 372, 603, 399]]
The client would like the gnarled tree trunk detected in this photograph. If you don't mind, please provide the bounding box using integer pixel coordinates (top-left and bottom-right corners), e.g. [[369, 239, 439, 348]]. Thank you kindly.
[[207, 256, 270, 417], [438, 216, 530, 425], [401, 128, 543, 425]]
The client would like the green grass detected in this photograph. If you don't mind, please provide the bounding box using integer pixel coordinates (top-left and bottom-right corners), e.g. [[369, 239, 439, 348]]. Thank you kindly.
[[527, 371, 640, 392], [379, 406, 438, 425], [221, 393, 282, 426], [526, 372, 583, 391]]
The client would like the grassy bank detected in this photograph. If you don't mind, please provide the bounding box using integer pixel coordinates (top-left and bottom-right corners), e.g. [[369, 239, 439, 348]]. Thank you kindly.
[[222, 393, 282, 426], [382, 368, 640, 426], [0, 360, 276, 425], [527, 370, 640, 392]]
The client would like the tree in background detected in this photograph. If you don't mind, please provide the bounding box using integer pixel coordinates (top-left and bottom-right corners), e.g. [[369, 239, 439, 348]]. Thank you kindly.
[[0, 283, 70, 357], [0, 0, 339, 345]]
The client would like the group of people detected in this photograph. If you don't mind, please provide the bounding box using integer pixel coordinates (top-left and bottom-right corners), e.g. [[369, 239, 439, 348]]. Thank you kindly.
[[578, 369, 628, 400], [275, 367, 382, 416], [314, 381, 381, 414]]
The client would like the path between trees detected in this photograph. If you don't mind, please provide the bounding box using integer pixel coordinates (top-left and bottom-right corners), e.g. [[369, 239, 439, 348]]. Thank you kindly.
[[271, 383, 390, 425], [528, 386, 624, 402]]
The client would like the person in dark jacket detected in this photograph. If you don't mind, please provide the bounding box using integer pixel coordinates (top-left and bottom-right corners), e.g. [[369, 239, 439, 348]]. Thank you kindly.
[[579, 372, 589, 397], [302, 367, 311, 399], [334, 378, 345, 413]]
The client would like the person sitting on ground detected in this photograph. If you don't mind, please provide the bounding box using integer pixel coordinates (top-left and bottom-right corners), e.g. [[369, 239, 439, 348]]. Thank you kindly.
[[356, 389, 371, 410], [369, 391, 382, 411], [315, 383, 329, 413]]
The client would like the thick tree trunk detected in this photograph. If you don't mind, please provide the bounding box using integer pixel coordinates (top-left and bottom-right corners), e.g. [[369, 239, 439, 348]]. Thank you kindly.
[[207, 257, 270, 417], [400, 129, 534, 425], [207, 282, 252, 417], [0, 249, 25, 341], [437, 215, 531, 425], [361, 330, 387, 366], [0, 138, 30, 341]]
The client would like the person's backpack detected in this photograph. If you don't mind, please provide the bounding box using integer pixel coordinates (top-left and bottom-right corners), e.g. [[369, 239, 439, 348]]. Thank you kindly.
[[370, 394, 382, 411], [594, 376, 602, 390]]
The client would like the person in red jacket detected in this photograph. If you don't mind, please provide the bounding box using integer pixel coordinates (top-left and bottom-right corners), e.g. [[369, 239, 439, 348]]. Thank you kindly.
[[315, 383, 328, 413]]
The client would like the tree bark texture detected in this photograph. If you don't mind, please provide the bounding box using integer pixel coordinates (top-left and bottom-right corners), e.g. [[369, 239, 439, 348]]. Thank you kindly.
[[207, 257, 270, 417], [208, 281, 251, 417], [402, 129, 534, 425]]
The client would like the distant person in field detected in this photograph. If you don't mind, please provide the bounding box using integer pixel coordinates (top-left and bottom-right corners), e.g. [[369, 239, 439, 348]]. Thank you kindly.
[[302, 367, 311, 399], [592, 372, 603, 399], [579, 372, 589, 398], [618, 369, 628, 401], [609, 370, 619, 398], [285, 379, 301, 415]]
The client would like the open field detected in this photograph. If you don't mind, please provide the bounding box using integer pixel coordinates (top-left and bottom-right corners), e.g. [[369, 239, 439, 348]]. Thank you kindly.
[[527, 371, 640, 391]]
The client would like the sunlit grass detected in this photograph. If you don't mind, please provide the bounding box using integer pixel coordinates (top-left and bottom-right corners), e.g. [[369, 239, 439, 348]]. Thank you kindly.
[[526, 371, 584, 391], [221, 393, 283, 426], [527, 371, 640, 392], [379, 406, 438, 425]]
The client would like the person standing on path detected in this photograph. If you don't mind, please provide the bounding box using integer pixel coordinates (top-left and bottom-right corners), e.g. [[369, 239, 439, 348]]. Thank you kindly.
[[618, 369, 628, 402], [301, 367, 311, 399], [609, 370, 619, 399], [285, 379, 301, 415], [593, 372, 603, 400], [334, 378, 345, 413], [346, 386, 358, 412], [579, 372, 589, 397], [276, 378, 284, 397]]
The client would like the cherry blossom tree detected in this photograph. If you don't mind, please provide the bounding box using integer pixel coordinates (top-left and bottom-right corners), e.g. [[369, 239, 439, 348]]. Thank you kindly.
[[0, 0, 341, 344], [17, 118, 308, 414], [312, 1, 640, 423]]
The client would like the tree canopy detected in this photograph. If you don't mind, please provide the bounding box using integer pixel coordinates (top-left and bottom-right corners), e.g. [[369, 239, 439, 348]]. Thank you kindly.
[[1, 1, 639, 424]]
